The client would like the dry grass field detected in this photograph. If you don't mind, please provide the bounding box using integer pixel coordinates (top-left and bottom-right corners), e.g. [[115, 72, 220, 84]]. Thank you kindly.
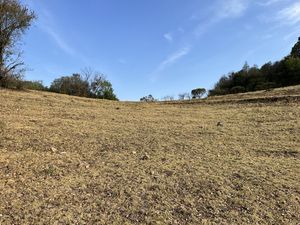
[[0, 86, 300, 224]]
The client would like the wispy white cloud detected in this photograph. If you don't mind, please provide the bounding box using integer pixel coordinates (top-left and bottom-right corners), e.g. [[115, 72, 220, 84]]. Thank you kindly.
[[257, 0, 284, 7], [150, 46, 190, 81], [151, 0, 250, 81], [215, 0, 249, 20], [163, 33, 173, 43], [194, 0, 249, 37], [36, 6, 89, 64], [41, 25, 76, 56], [157, 47, 190, 71], [277, 2, 300, 25], [283, 26, 300, 41]]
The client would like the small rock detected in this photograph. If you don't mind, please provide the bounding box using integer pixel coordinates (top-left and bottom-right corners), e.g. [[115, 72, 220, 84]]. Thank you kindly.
[[132, 151, 137, 154], [217, 122, 223, 127], [140, 153, 150, 160], [51, 147, 57, 153], [116, 107, 120, 110]]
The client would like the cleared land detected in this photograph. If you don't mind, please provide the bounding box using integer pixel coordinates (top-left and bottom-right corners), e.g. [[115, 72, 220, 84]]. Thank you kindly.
[[0, 86, 300, 224]]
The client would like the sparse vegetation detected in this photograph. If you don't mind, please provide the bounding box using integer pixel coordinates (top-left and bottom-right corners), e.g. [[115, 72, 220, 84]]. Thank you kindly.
[[161, 95, 175, 101], [0, 1, 299, 224], [0, 86, 299, 224], [178, 92, 191, 100]]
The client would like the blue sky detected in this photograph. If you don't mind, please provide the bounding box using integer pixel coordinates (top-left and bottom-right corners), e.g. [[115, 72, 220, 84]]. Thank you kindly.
[[21, 0, 300, 100]]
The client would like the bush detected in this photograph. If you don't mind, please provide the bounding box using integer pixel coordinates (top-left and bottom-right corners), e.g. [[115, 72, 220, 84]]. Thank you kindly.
[[140, 95, 155, 102], [191, 88, 206, 99], [22, 80, 47, 91], [49, 72, 118, 100], [0, 73, 24, 89]]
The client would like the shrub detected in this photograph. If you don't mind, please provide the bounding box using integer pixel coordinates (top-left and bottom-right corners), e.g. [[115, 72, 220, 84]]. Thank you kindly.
[[22, 80, 47, 91], [191, 88, 206, 99], [140, 95, 155, 102]]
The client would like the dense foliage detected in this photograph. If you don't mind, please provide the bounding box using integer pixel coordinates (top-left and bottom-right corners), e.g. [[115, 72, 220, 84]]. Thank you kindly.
[[140, 95, 155, 102], [0, 0, 36, 88], [21, 80, 47, 91], [209, 37, 300, 96], [49, 73, 118, 100], [191, 88, 206, 99]]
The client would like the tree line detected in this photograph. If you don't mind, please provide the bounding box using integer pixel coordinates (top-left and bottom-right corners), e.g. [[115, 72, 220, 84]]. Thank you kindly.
[[1, 0, 300, 102], [208, 38, 300, 96], [140, 88, 206, 102], [0, 0, 117, 100], [13, 70, 118, 100]]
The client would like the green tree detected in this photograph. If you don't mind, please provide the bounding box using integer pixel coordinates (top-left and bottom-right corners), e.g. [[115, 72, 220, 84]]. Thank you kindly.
[[90, 73, 118, 100], [291, 37, 300, 58], [191, 88, 206, 99], [49, 74, 89, 97], [0, 0, 36, 87], [140, 95, 155, 102], [22, 80, 47, 91], [209, 37, 300, 96]]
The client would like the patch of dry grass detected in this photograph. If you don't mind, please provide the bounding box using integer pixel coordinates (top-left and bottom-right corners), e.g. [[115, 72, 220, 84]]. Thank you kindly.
[[0, 87, 299, 224], [0, 121, 5, 131]]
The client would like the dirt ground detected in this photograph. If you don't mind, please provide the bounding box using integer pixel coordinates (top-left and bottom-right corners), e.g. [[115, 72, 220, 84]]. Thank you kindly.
[[0, 86, 299, 224]]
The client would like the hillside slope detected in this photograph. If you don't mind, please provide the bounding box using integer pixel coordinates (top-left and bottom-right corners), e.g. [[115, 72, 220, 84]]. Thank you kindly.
[[0, 87, 299, 224]]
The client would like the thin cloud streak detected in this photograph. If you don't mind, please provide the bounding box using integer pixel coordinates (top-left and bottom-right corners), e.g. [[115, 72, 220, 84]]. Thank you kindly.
[[41, 25, 76, 56], [194, 0, 249, 37], [257, 0, 284, 6], [150, 46, 190, 82], [277, 2, 300, 25], [36, 7, 90, 65], [216, 0, 249, 19], [157, 47, 190, 71], [163, 33, 173, 43]]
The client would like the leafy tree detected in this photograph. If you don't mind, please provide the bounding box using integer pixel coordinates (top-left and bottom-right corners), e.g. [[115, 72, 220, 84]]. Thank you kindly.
[[140, 95, 155, 102], [191, 88, 206, 99], [0, 0, 36, 88], [49, 71, 118, 100], [22, 80, 47, 91], [90, 73, 118, 100], [49, 74, 89, 97], [291, 37, 300, 58], [242, 61, 250, 72]]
